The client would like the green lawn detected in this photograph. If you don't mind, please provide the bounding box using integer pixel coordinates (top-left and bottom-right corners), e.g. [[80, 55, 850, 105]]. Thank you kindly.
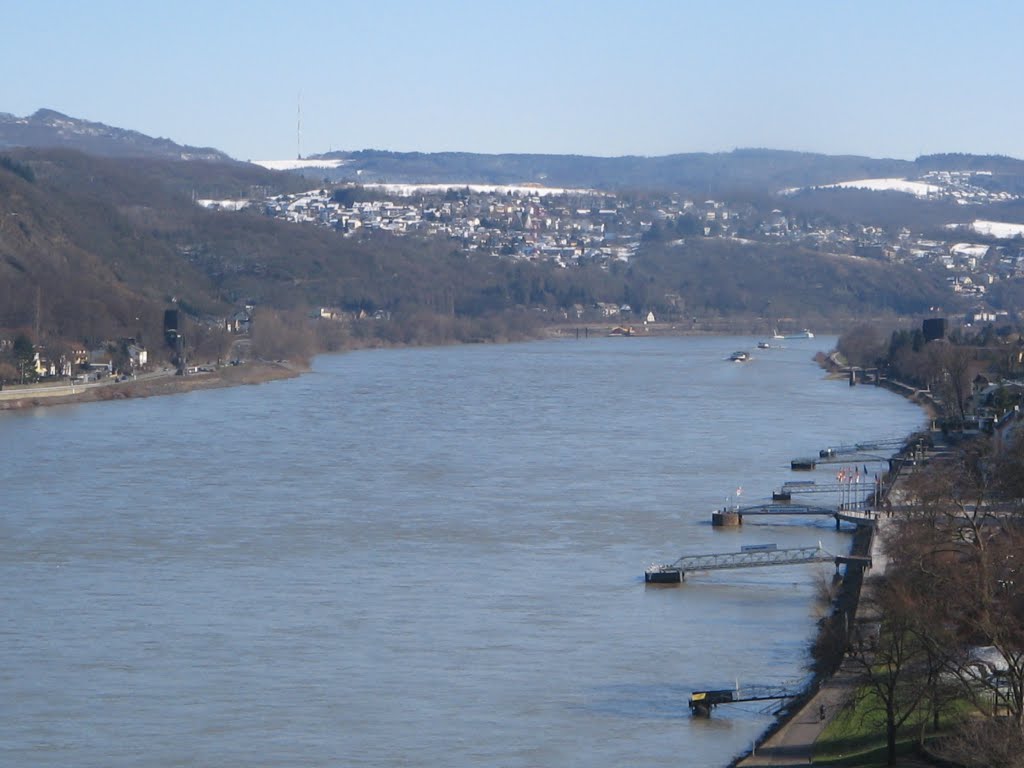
[[812, 688, 972, 766]]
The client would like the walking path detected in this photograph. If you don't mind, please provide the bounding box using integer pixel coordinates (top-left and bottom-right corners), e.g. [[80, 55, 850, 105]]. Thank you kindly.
[[737, 511, 895, 766]]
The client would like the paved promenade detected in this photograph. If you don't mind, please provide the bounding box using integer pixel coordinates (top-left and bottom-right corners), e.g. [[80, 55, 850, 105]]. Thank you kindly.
[[737, 512, 895, 767]]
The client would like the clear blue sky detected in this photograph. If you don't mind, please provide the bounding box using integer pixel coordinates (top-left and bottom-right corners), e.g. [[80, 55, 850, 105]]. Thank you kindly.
[[4, 0, 1022, 161]]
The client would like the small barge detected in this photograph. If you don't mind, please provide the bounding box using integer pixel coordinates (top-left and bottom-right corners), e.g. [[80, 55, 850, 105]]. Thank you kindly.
[[689, 689, 736, 716], [644, 564, 683, 583]]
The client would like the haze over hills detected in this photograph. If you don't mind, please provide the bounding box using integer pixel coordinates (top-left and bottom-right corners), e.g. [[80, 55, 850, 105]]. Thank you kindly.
[[0, 109, 232, 162], [6, 108, 1024, 195], [297, 149, 1024, 193], [302, 148, 918, 190], [2, 108, 1024, 368]]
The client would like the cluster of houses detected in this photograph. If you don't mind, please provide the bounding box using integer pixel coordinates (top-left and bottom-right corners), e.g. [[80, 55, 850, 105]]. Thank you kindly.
[[918, 169, 1018, 205], [198, 177, 1024, 312], [0, 337, 148, 383], [957, 364, 1024, 434], [246, 185, 642, 269], [204, 185, 801, 270]]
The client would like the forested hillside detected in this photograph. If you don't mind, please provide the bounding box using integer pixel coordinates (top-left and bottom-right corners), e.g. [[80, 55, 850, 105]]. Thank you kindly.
[[312, 148, 916, 191], [0, 145, 975, 363], [629, 238, 947, 323]]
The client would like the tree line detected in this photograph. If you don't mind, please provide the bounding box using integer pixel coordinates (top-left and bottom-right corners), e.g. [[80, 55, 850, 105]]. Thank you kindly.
[[836, 432, 1024, 766], [826, 323, 1024, 764]]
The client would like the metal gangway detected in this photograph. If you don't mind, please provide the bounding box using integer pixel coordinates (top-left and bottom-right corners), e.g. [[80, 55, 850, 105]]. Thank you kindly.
[[733, 502, 835, 516], [645, 544, 871, 583], [689, 684, 799, 716], [771, 479, 882, 511], [818, 438, 906, 458], [715, 503, 880, 528], [792, 453, 893, 470], [777, 481, 876, 496], [791, 437, 908, 471]]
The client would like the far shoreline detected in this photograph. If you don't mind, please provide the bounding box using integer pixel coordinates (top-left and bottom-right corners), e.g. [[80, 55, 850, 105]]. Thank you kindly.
[[0, 323, 836, 412], [0, 360, 306, 411]]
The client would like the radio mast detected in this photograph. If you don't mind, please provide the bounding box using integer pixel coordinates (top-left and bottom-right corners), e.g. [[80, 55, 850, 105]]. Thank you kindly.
[[297, 92, 302, 160]]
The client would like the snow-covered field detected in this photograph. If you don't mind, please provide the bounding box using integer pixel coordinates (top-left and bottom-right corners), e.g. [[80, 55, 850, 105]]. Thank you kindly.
[[950, 243, 990, 258], [250, 158, 347, 171], [821, 178, 943, 197], [361, 182, 595, 197], [969, 219, 1024, 238], [196, 199, 251, 211]]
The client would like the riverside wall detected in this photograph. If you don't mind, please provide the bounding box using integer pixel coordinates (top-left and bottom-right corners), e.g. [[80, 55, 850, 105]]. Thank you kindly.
[[728, 361, 929, 766]]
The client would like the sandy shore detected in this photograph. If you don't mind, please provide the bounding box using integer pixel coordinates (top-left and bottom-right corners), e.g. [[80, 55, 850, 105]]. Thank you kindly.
[[0, 361, 305, 410]]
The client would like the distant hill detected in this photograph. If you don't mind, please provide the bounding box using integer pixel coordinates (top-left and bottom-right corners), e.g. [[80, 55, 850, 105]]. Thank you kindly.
[[0, 109, 233, 162], [297, 149, 1024, 200], [0, 148, 568, 352], [0, 111, 1016, 361], [914, 153, 1024, 174], [0, 146, 960, 357], [5, 108, 1024, 195], [307, 147, 917, 191]]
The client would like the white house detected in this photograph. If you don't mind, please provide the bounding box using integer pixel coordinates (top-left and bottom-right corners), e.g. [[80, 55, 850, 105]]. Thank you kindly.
[[128, 344, 148, 368]]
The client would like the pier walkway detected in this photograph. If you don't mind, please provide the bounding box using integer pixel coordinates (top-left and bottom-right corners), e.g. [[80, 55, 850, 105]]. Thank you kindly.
[[775, 481, 873, 496], [817, 438, 906, 458], [736, 500, 897, 766], [732, 436, 933, 765], [645, 545, 870, 583], [712, 503, 880, 530], [689, 685, 798, 717]]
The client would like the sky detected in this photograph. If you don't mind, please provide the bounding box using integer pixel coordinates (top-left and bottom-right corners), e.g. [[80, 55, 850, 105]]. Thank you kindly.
[[4, 0, 1024, 162]]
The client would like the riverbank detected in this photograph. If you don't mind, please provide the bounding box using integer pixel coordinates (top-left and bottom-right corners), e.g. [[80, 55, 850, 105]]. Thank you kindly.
[[816, 350, 941, 422], [734, 486, 897, 766], [731, 426, 932, 765], [1, 322, 824, 412], [0, 360, 305, 411]]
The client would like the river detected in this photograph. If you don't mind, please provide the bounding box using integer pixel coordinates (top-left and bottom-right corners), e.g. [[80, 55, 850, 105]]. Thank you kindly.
[[0, 335, 925, 767]]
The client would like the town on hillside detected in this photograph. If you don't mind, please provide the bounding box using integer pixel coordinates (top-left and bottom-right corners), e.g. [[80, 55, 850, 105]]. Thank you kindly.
[[202, 175, 1024, 309], [5, 156, 1024, 394]]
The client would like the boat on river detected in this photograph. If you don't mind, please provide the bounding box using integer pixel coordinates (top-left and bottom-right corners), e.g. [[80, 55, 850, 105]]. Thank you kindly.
[[729, 351, 750, 362], [773, 329, 814, 340]]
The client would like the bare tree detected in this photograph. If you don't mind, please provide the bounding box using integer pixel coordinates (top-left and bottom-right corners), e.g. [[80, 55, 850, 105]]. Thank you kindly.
[[189, 322, 231, 364], [250, 308, 314, 364], [892, 438, 1024, 735], [926, 340, 973, 426], [934, 714, 1024, 768], [837, 323, 889, 367], [845, 576, 938, 764]]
